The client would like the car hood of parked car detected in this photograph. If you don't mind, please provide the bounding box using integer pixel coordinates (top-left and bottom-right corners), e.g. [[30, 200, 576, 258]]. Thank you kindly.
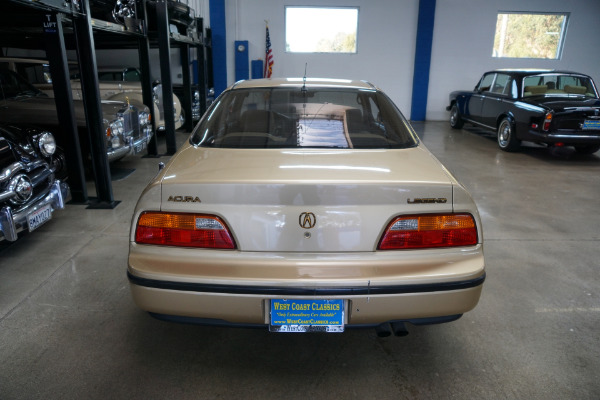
[[0, 95, 131, 127]]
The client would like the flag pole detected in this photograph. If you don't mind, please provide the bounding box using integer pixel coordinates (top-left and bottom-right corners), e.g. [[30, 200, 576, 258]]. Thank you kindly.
[[264, 20, 274, 78]]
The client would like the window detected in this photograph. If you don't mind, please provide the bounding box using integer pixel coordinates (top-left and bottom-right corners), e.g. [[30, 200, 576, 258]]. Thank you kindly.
[[285, 7, 358, 53], [491, 74, 511, 95], [191, 88, 417, 149], [522, 74, 598, 98], [124, 68, 141, 82], [477, 74, 495, 92], [493, 12, 569, 59]]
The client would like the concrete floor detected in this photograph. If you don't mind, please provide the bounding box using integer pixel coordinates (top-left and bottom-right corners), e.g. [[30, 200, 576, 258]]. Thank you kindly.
[[1, 122, 599, 399]]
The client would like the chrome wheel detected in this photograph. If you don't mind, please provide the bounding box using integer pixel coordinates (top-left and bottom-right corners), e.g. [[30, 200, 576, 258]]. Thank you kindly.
[[498, 121, 511, 147], [497, 118, 520, 152], [449, 105, 463, 129]]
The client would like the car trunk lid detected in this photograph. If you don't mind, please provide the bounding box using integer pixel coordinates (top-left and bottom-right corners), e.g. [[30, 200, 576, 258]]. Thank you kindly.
[[159, 145, 455, 252]]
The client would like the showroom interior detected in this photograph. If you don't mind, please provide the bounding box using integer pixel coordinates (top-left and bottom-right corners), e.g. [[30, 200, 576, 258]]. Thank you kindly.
[[1, 0, 599, 398]]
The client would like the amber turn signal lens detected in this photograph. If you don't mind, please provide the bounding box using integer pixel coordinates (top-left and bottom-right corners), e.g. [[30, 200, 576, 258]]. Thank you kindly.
[[135, 211, 236, 249], [543, 112, 553, 131], [378, 214, 478, 250]]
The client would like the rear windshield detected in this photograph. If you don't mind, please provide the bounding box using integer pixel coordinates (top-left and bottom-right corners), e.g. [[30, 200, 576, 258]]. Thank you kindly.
[[190, 87, 418, 149], [522, 74, 598, 98]]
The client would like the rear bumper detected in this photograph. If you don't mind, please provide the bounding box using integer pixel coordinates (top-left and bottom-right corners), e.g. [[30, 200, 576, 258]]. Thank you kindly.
[[0, 180, 70, 241], [127, 242, 485, 326], [526, 129, 600, 145], [128, 273, 484, 326]]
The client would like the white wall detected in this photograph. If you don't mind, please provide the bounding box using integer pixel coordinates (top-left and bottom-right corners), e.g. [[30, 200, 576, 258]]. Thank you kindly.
[[10, 0, 599, 122], [224, 0, 600, 121], [224, 0, 419, 117], [428, 0, 600, 120]]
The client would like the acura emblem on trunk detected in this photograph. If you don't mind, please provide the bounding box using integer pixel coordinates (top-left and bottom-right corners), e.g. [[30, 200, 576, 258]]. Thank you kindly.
[[167, 195, 201, 203], [299, 212, 316, 229]]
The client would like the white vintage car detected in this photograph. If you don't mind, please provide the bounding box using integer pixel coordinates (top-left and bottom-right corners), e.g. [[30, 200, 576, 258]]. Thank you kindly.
[[1, 58, 184, 131], [128, 78, 486, 336]]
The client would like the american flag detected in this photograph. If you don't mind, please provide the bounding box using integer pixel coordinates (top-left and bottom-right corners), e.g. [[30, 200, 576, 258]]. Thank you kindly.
[[264, 25, 274, 78]]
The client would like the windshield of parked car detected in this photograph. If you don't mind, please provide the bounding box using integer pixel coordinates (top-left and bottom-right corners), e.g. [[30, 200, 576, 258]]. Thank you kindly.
[[0, 69, 45, 100], [191, 87, 418, 149], [522, 74, 598, 98]]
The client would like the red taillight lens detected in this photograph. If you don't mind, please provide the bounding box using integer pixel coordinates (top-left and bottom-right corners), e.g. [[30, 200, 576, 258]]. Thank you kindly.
[[135, 212, 236, 249], [378, 214, 478, 250], [543, 112, 553, 131]]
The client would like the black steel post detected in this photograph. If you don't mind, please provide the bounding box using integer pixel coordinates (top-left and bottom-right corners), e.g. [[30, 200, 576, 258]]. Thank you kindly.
[[180, 43, 193, 132], [156, 0, 177, 154], [42, 12, 88, 204], [137, 0, 159, 156], [73, 0, 119, 208], [197, 30, 208, 116]]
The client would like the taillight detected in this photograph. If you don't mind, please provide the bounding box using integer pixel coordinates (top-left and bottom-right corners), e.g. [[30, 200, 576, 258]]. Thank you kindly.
[[378, 214, 478, 250], [543, 112, 553, 131], [135, 211, 236, 249]]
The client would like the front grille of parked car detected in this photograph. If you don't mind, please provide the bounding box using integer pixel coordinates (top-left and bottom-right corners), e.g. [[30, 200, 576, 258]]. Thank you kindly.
[[122, 108, 140, 138], [22, 165, 54, 210], [1, 162, 54, 213]]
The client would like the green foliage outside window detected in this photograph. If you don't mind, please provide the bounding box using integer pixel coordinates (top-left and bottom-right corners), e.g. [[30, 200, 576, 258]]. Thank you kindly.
[[493, 13, 568, 59]]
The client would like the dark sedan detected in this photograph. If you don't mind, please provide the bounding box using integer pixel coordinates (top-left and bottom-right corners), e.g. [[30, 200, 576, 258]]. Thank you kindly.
[[448, 69, 600, 154]]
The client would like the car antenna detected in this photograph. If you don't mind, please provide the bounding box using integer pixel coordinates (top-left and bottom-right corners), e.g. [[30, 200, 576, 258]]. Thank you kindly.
[[301, 63, 308, 93]]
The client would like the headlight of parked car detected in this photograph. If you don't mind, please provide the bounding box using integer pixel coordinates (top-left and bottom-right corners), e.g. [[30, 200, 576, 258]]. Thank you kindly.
[[108, 118, 124, 137], [37, 131, 56, 157], [138, 111, 150, 126]]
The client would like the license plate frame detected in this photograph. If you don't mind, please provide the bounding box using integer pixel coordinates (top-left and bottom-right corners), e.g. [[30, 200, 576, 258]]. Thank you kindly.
[[27, 204, 52, 232], [269, 299, 345, 333], [133, 141, 146, 154], [582, 119, 600, 130]]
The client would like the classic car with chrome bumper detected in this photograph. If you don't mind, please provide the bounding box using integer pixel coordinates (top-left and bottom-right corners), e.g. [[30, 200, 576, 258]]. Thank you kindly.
[[1, 179, 70, 242], [0, 124, 70, 242], [0, 66, 153, 163], [106, 120, 153, 161], [448, 69, 600, 154]]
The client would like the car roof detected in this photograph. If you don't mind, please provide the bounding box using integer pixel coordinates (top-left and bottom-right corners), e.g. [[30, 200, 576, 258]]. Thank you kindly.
[[0, 57, 49, 64], [230, 78, 378, 91], [486, 69, 592, 77]]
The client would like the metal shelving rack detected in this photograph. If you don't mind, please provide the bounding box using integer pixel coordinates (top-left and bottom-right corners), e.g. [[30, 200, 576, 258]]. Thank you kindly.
[[1, 0, 211, 208]]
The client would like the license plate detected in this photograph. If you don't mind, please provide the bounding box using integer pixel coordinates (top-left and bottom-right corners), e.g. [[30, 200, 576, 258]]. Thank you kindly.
[[27, 204, 52, 232], [134, 141, 146, 153], [270, 299, 344, 333], [582, 119, 600, 130]]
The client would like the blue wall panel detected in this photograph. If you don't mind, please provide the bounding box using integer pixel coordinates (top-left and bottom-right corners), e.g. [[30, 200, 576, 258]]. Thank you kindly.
[[209, 0, 227, 96], [410, 0, 436, 121]]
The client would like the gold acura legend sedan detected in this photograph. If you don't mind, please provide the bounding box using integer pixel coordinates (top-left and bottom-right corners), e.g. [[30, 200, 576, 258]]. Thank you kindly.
[[128, 78, 485, 336]]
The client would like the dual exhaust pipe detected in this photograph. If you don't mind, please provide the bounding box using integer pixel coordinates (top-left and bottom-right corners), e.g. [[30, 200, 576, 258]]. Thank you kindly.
[[375, 321, 409, 337]]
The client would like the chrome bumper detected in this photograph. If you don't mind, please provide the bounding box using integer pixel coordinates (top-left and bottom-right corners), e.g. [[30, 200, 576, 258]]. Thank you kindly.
[[0, 180, 71, 242], [107, 127, 154, 162], [527, 129, 600, 144]]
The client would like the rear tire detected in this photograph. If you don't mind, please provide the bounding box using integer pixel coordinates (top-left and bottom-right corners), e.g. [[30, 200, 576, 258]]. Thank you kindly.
[[449, 104, 464, 129], [497, 118, 521, 152]]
